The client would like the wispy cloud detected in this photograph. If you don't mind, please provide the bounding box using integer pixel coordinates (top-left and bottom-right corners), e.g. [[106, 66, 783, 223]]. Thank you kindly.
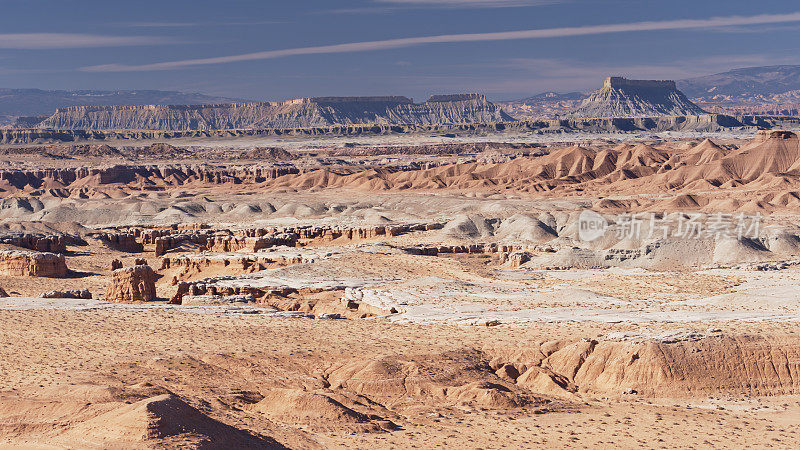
[[374, 0, 563, 7], [327, 0, 563, 14], [83, 12, 800, 72], [0, 33, 168, 49], [123, 20, 282, 28], [707, 24, 800, 34]]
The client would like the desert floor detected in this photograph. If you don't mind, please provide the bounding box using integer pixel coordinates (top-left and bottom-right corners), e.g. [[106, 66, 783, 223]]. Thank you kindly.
[[2, 310, 800, 449]]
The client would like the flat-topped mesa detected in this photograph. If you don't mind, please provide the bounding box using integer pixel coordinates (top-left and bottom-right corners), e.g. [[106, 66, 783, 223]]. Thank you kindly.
[[310, 96, 413, 104], [568, 76, 707, 118], [426, 94, 486, 102], [603, 77, 677, 90], [35, 93, 511, 131], [50, 96, 415, 114]]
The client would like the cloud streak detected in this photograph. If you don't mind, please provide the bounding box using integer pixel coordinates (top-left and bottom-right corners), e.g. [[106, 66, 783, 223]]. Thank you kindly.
[[123, 20, 282, 28], [83, 12, 800, 72], [0, 33, 168, 50], [326, 0, 563, 14], [374, 0, 563, 8]]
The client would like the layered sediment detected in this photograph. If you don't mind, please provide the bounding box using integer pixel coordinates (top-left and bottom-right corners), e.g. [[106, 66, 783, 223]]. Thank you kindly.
[[34, 94, 512, 131]]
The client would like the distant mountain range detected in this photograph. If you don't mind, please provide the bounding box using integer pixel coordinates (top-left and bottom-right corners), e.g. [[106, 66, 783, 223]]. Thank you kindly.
[[2, 65, 800, 128], [0, 89, 244, 125], [498, 92, 586, 120], [677, 65, 800, 97], [677, 65, 800, 115], [502, 65, 800, 118]]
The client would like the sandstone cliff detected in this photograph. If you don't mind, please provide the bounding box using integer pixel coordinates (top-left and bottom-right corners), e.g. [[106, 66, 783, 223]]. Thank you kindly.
[[34, 94, 513, 131]]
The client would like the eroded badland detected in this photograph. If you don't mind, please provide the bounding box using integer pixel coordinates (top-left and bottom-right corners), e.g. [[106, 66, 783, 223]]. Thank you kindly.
[[2, 125, 800, 448]]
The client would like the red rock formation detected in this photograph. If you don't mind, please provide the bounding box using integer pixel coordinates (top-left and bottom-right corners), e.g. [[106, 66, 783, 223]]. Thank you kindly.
[[93, 233, 143, 252], [0, 250, 67, 277], [104, 265, 157, 302], [0, 233, 67, 253], [204, 235, 297, 253], [170, 281, 190, 305]]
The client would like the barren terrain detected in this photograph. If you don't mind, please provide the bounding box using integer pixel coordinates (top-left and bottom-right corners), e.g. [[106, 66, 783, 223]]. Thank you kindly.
[[1, 129, 800, 448]]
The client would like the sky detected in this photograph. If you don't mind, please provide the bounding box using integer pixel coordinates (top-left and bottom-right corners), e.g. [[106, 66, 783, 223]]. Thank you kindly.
[[1, 0, 799, 101]]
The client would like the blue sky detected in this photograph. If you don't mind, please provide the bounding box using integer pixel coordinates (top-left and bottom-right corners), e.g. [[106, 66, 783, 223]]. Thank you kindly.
[[1, 0, 799, 101]]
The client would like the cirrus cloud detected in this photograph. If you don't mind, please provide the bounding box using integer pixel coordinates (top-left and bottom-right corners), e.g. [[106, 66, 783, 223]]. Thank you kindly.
[[83, 12, 800, 72], [373, 0, 564, 7], [0, 33, 169, 50]]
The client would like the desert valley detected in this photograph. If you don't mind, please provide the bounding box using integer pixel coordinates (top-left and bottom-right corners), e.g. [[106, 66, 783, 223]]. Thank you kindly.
[[3, 2, 800, 448], [0, 75, 798, 448]]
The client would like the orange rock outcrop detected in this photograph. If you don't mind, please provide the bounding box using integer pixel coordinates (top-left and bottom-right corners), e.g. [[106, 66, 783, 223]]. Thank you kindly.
[[104, 265, 157, 302], [0, 250, 67, 277]]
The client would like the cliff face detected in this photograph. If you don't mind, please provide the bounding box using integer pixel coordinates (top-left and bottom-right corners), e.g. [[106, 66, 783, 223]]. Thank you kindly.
[[568, 77, 707, 118], [35, 94, 513, 131]]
